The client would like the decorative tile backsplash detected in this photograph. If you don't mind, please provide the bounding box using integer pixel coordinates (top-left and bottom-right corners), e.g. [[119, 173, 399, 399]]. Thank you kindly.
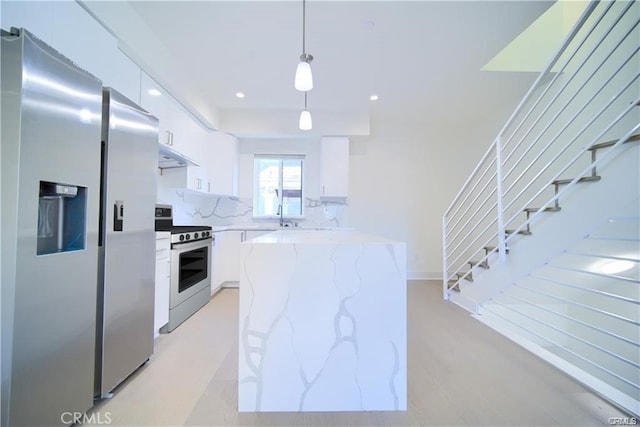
[[157, 187, 349, 229]]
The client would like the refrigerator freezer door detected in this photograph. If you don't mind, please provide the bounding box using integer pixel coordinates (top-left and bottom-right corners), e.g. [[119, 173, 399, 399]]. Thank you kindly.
[[95, 88, 159, 397], [2, 29, 103, 426]]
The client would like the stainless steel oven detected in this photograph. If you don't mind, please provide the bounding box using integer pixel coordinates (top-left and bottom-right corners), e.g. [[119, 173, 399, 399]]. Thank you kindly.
[[156, 206, 213, 332], [170, 234, 211, 307]]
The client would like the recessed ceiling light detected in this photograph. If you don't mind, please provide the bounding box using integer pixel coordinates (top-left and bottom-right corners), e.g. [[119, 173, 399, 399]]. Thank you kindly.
[[370, 94, 379, 101], [148, 88, 161, 97], [236, 92, 245, 99]]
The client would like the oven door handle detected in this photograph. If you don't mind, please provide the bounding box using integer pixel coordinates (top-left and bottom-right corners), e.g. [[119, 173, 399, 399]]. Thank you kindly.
[[172, 238, 212, 251]]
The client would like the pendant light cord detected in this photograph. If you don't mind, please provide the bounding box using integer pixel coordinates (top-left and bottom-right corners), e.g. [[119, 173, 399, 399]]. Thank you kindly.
[[302, 0, 306, 55], [304, 91, 308, 109]]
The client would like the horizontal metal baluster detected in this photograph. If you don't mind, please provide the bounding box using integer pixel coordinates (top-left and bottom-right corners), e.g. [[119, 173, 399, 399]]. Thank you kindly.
[[513, 282, 639, 326], [500, 290, 640, 348], [483, 302, 640, 390], [497, 292, 640, 369]]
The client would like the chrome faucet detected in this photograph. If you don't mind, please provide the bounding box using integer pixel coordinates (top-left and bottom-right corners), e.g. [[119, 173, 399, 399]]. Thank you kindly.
[[275, 189, 284, 227]]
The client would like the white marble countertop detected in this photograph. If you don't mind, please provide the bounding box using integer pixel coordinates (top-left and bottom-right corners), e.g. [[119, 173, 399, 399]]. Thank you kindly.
[[212, 225, 348, 233], [212, 225, 277, 232], [248, 229, 398, 244]]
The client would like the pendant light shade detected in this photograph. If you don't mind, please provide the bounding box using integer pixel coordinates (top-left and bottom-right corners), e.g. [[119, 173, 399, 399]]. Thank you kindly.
[[295, 0, 313, 92], [299, 91, 312, 130], [295, 56, 313, 91], [299, 110, 312, 130]]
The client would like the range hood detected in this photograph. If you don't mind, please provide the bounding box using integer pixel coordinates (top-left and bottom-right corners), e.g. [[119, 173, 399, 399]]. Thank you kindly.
[[158, 144, 200, 169]]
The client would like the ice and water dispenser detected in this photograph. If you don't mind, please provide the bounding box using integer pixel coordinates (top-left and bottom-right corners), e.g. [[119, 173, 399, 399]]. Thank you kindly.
[[37, 181, 87, 255]]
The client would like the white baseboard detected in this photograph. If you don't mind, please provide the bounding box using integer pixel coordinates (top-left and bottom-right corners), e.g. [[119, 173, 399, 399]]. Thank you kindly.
[[407, 272, 442, 280]]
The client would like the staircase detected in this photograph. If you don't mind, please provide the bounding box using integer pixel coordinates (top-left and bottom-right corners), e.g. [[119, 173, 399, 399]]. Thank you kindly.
[[442, 0, 639, 416]]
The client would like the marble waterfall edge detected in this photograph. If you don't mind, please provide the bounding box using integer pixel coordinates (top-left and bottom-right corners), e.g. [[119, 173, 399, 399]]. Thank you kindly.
[[238, 230, 407, 412]]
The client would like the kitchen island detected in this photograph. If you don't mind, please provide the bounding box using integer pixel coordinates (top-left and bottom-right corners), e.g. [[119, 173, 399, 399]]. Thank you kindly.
[[238, 229, 407, 412]]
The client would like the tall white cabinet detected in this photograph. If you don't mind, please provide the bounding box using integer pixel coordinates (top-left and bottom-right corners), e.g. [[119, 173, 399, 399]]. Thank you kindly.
[[321, 136, 350, 199], [206, 132, 239, 196]]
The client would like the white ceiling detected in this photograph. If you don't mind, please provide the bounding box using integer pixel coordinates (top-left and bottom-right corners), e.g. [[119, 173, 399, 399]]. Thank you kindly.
[[85, 1, 555, 136]]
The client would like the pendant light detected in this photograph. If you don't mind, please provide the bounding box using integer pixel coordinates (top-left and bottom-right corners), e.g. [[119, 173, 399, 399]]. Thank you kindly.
[[299, 92, 312, 130], [294, 0, 313, 91]]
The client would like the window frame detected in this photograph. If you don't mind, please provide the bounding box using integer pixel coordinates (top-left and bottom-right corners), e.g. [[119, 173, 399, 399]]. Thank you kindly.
[[252, 154, 305, 219]]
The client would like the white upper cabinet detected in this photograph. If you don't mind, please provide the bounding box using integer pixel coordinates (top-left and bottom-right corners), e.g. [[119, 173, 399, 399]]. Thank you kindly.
[[321, 136, 349, 199], [140, 72, 196, 160], [206, 132, 239, 197], [154, 104, 238, 197], [187, 118, 210, 193], [158, 117, 209, 194]]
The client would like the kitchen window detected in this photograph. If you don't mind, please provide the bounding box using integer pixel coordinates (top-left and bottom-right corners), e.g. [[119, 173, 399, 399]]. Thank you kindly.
[[253, 155, 304, 218]]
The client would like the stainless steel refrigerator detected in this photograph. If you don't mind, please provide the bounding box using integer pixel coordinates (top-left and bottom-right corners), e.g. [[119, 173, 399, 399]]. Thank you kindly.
[[2, 28, 158, 426], [1, 28, 103, 426], [95, 87, 158, 398]]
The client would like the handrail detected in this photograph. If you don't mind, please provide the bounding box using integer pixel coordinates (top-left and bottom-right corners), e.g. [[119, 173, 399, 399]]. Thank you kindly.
[[501, 0, 623, 155], [496, 1, 599, 140], [442, 0, 640, 413], [502, 33, 640, 192], [442, 0, 639, 300], [442, 1, 600, 295]]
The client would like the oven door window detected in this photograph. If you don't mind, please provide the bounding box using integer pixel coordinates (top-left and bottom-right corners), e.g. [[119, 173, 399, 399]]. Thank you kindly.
[[178, 246, 208, 293]]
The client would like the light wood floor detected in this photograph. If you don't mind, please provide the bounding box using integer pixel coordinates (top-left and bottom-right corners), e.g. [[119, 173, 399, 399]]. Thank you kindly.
[[87, 280, 627, 426]]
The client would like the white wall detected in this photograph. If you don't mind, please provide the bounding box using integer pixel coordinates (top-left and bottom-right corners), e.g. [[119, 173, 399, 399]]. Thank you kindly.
[[348, 108, 514, 278]]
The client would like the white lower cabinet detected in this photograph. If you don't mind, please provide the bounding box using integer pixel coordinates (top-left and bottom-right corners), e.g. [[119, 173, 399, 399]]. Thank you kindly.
[[154, 234, 170, 338], [212, 229, 273, 289], [212, 230, 243, 289]]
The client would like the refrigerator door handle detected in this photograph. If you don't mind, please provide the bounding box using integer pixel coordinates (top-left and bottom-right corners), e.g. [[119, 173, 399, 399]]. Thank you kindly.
[[114, 200, 124, 231]]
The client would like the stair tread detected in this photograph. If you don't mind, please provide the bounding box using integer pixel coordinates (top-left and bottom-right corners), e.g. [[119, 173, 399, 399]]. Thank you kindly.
[[484, 245, 510, 254], [588, 133, 640, 151], [456, 272, 473, 282], [469, 260, 490, 269], [553, 176, 601, 185], [506, 229, 532, 236], [448, 282, 461, 292], [524, 206, 561, 213]]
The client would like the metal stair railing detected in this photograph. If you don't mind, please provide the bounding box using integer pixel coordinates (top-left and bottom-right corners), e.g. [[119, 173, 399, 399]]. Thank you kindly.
[[442, 0, 640, 298], [481, 213, 640, 414]]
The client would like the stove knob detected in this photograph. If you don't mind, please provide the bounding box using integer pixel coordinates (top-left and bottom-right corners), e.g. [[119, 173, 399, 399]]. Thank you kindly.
[[194, 232, 199, 239], [185, 234, 191, 240], [204, 231, 209, 237], [179, 235, 185, 241]]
